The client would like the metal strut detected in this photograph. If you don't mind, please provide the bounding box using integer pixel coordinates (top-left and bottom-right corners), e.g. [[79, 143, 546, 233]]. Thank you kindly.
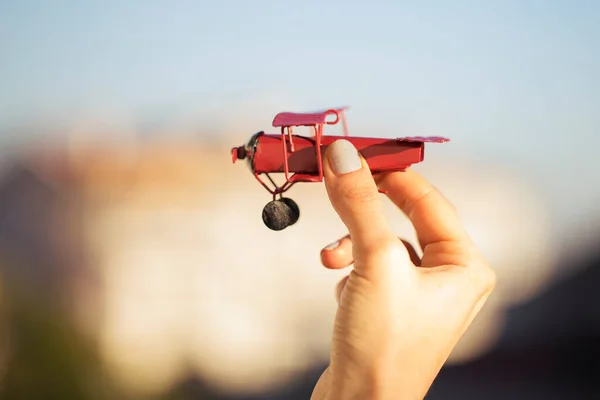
[[254, 171, 297, 200]]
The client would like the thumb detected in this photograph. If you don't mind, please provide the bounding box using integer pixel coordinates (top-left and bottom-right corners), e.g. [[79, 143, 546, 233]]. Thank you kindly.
[[323, 140, 397, 257]]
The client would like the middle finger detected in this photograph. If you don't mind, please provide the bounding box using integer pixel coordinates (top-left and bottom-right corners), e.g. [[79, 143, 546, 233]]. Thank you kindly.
[[321, 235, 421, 269]]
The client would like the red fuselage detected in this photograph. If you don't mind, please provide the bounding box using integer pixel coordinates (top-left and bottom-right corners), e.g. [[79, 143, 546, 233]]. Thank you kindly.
[[238, 132, 425, 175]]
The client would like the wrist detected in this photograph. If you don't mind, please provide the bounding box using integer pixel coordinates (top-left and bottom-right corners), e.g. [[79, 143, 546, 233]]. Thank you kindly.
[[325, 368, 411, 400], [325, 361, 432, 400]]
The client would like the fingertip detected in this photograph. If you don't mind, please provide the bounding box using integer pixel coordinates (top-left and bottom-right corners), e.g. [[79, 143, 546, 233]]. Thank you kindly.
[[323, 139, 363, 177], [320, 248, 337, 269], [324, 239, 342, 251], [320, 236, 353, 269]]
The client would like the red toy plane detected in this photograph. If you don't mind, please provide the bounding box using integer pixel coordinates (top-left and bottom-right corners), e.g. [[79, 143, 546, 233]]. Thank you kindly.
[[231, 107, 449, 231]]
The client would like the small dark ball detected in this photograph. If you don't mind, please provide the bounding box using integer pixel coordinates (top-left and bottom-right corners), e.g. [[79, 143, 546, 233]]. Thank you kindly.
[[280, 198, 300, 226], [262, 200, 292, 231]]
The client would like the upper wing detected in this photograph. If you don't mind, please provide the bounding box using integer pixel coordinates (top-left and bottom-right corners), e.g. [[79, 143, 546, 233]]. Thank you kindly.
[[397, 136, 450, 143], [272, 107, 348, 127]]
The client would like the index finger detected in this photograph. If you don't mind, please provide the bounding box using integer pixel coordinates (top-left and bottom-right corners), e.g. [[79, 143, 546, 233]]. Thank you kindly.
[[376, 169, 472, 250]]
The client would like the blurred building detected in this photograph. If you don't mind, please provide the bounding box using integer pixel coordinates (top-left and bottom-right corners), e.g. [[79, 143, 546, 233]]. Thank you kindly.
[[0, 136, 568, 398]]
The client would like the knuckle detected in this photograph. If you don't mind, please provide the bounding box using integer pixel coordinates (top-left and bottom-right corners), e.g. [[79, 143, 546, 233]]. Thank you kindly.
[[360, 236, 406, 263], [340, 181, 377, 203], [482, 266, 497, 292], [470, 261, 497, 295]]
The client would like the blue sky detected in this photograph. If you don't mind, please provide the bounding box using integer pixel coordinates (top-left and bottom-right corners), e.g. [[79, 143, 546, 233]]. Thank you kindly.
[[2, 1, 598, 133], [1, 0, 599, 225]]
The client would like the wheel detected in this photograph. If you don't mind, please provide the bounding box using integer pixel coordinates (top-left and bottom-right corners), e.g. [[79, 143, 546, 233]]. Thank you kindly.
[[279, 198, 300, 226], [262, 200, 292, 231]]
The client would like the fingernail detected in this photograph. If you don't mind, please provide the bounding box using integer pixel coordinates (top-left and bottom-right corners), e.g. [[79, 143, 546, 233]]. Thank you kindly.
[[328, 140, 362, 175], [324, 240, 340, 250]]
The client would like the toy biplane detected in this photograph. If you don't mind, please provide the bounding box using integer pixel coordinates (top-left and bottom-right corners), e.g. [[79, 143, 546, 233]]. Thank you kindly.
[[231, 107, 448, 231]]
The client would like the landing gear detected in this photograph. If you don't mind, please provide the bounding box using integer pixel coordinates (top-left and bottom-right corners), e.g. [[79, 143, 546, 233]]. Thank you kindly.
[[262, 198, 300, 231], [279, 197, 300, 226], [253, 171, 302, 231]]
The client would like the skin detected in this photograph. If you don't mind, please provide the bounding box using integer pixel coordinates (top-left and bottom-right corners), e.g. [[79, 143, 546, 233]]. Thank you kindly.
[[310, 143, 497, 400]]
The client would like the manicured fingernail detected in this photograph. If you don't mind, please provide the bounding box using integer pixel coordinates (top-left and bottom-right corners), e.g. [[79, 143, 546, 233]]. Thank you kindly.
[[324, 240, 340, 250], [328, 140, 362, 175]]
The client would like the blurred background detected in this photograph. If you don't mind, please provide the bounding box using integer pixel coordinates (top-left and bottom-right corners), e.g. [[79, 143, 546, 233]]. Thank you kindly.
[[1, 1, 599, 399]]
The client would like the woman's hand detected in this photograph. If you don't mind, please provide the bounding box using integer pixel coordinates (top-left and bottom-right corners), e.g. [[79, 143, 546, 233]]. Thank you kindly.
[[311, 140, 496, 400]]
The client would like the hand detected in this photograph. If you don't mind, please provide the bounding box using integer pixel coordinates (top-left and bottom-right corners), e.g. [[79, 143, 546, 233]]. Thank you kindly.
[[311, 140, 496, 400]]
